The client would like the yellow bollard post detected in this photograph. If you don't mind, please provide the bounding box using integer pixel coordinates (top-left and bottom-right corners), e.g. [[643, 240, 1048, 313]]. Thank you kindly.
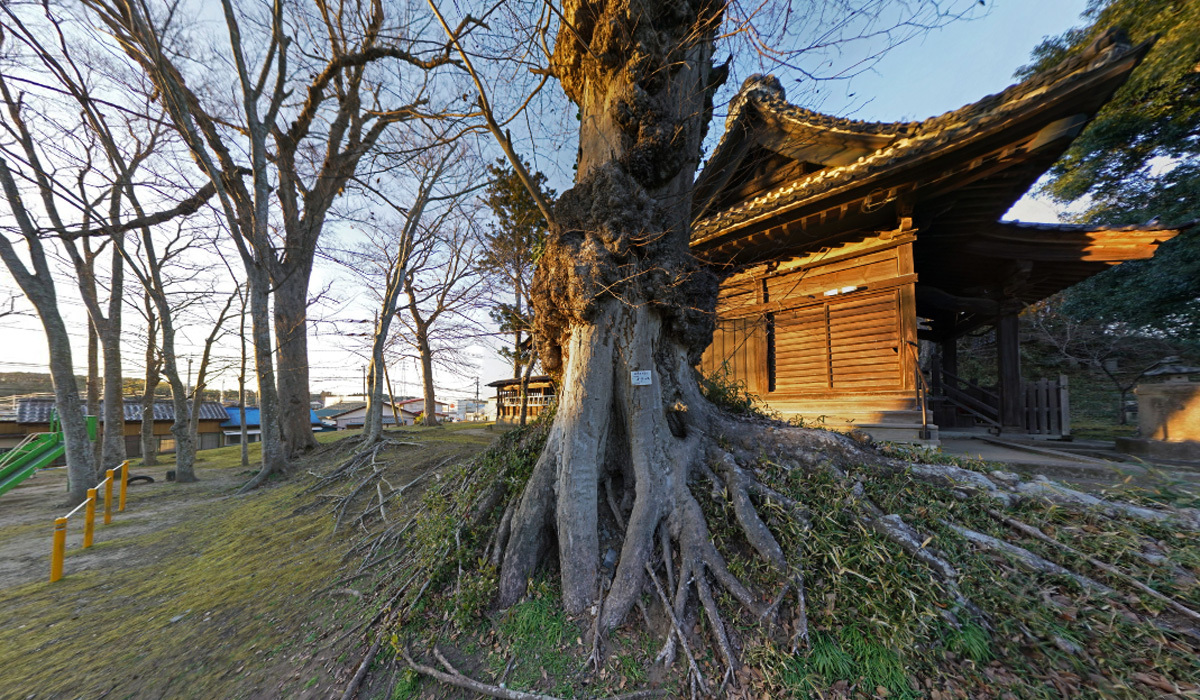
[[104, 470, 114, 525], [50, 517, 67, 582], [83, 488, 96, 548], [118, 460, 128, 513]]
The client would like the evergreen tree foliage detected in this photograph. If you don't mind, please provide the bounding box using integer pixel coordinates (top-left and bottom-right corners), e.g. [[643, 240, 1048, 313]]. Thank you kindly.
[[1019, 0, 1200, 344], [478, 160, 555, 375]]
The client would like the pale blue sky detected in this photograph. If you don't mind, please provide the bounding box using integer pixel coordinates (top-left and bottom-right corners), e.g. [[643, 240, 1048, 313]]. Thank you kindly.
[[821, 0, 1089, 123]]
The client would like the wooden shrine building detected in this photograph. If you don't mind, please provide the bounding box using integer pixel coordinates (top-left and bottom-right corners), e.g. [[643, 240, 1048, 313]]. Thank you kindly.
[[692, 30, 1185, 444]]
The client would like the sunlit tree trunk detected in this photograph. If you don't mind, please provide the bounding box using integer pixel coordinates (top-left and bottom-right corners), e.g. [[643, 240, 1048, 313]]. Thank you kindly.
[[498, 0, 724, 625]]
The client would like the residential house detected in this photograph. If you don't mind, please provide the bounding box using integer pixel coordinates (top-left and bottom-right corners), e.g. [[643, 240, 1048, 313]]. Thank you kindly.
[[487, 376, 555, 426], [0, 395, 228, 456], [221, 406, 323, 445]]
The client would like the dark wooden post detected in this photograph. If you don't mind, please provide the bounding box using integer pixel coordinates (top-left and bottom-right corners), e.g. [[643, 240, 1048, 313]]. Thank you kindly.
[[996, 313, 1024, 432], [941, 335, 958, 379]]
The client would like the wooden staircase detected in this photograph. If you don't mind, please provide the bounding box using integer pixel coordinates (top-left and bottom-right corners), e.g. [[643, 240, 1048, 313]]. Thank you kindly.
[[765, 391, 938, 445]]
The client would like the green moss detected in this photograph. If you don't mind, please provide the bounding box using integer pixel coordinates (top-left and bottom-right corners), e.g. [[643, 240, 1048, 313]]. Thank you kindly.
[[0, 438, 364, 699]]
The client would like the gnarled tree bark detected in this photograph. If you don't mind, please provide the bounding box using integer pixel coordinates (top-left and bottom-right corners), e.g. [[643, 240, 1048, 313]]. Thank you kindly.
[[498, 0, 725, 627]]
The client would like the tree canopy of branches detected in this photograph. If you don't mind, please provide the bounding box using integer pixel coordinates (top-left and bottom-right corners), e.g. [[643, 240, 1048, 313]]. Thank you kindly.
[[337, 137, 475, 444], [1021, 1, 1200, 345], [1025, 299, 1181, 423], [80, 0, 462, 487], [395, 195, 489, 427]]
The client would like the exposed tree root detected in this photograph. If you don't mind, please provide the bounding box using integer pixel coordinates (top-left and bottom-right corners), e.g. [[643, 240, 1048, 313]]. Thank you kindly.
[[321, 398, 1200, 697], [986, 508, 1200, 626], [945, 522, 1115, 595], [401, 646, 668, 700], [646, 562, 707, 698], [340, 636, 382, 700]]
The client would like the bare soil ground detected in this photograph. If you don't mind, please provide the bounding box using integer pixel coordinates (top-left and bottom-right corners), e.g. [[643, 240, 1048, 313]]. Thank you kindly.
[[0, 426, 497, 700]]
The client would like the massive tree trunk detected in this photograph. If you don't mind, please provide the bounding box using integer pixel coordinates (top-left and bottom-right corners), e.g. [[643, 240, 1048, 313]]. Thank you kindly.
[[497, 0, 723, 626], [273, 260, 319, 456]]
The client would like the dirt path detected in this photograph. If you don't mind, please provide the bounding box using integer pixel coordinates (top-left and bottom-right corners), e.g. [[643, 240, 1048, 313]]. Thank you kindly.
[[0, 436, 416, 698]]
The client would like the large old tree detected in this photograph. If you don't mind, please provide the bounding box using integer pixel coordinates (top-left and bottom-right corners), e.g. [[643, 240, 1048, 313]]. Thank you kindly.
[[82, 0, 460, 485], [301, 2, 1200, 695], [425, 0, 1200, 664], [493, 0, 727, 623]]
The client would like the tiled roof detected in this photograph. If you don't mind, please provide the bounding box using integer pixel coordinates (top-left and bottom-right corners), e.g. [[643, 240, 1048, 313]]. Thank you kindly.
[[692, 29, 1149, 243], [316, 402, 367, 418], [16, 398, 227, 423]]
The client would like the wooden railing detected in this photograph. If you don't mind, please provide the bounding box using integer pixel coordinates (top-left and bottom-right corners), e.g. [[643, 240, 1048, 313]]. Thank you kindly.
[[929, 368, 1070, 436], [931, 368, 1001, 429], [1024, 376, 1070, 436], [905, 342, 931, 440]]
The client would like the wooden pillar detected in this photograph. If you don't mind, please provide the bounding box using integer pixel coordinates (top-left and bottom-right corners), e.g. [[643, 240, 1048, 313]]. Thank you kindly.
[[941, 335, 958, 379], [996, 313, 1024, 431]]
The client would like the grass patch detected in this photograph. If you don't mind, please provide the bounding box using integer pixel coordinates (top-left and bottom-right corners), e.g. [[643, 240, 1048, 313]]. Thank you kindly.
[[0, 438, 369, 699]]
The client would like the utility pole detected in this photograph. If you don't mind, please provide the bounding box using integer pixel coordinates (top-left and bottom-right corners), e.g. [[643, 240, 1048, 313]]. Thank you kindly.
[[186, 358, 193, 398], [362, 365, 367, 400]]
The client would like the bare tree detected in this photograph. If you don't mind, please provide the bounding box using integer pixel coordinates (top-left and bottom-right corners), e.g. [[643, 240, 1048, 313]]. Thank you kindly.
[[138, 292, 162, 466], [0, 3, 232, 490], [0, 160, 95, 503], [188, 290, 238, 451], [338, 142, 467, 444], [395, 202, 489, 427], [59, 214, 127, 473], [81, 0, 462, 490]]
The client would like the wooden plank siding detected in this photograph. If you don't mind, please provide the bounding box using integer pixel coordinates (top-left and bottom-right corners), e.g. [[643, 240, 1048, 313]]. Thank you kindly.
[[699, 317, 768, 395], [701, 233, 918, 400]]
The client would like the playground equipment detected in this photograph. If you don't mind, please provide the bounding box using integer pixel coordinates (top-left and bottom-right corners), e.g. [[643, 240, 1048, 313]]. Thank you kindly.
[[0, 413, 97, 498], [50, 460, 129, 582]]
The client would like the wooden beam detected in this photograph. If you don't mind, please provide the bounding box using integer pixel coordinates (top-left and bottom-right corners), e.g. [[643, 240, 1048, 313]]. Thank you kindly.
[[916, 285, 1000, 315]]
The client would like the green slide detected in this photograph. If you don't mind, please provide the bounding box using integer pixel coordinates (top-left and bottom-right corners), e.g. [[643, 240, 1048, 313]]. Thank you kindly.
[[0, 432, 66, 498], [0, 412, 96, 498]]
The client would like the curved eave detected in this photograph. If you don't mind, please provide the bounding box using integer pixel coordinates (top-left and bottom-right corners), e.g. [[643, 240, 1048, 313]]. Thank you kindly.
[[691, 36, 1153, 261]]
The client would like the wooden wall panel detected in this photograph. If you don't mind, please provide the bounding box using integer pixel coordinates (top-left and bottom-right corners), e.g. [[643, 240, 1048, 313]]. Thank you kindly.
[[699, 317, 767, 395], [703, 235, 918, 400], [770, 289, 903, 392]]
